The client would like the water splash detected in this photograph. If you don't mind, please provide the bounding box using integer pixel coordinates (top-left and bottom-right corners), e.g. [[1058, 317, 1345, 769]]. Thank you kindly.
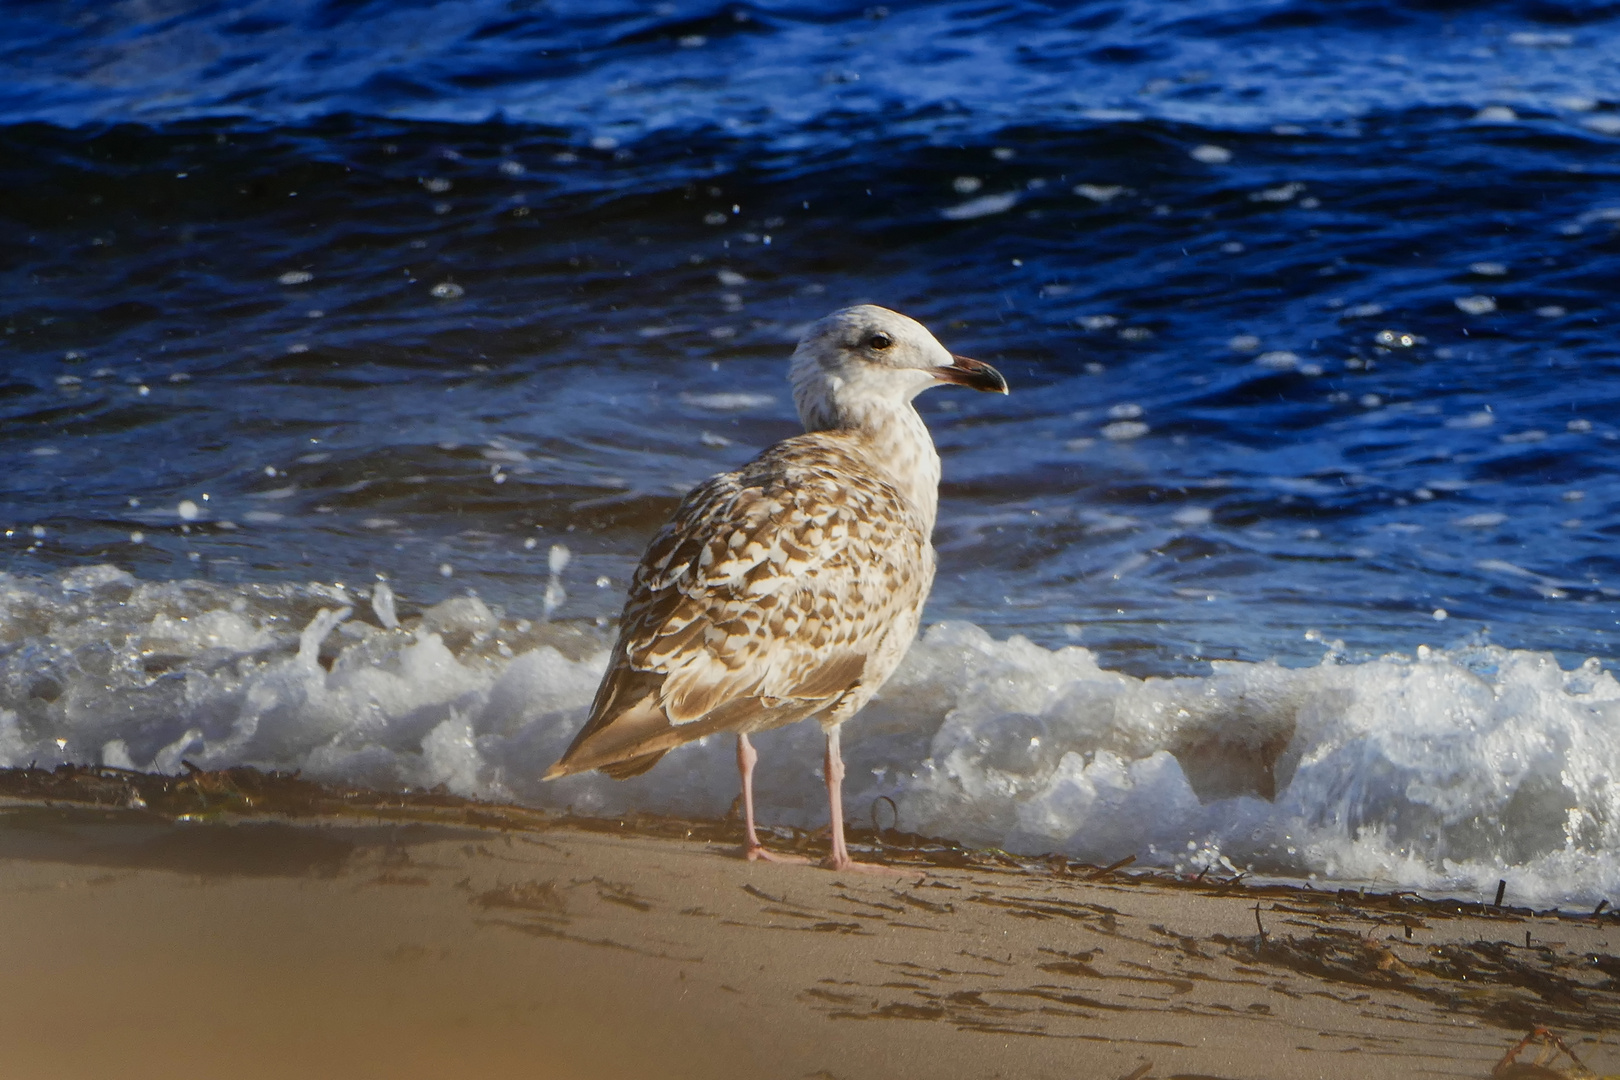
[[4, 565, 1619, 906]]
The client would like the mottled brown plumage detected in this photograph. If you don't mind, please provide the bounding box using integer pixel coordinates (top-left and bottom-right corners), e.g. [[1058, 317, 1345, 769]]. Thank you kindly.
[[545, 304, 1008, 869], [548, 432, 932, 778]]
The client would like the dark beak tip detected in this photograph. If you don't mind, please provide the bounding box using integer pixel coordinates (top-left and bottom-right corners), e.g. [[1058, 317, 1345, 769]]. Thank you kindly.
[[941, 354, 1009, 394]]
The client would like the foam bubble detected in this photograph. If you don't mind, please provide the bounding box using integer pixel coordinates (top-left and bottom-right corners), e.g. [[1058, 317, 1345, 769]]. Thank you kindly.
[[1446, 410, 1494, 429], [678, 391, 775, 411], [544, 544, 570, 617], [940, 192, 1018, 220], [1074, 184, 1124, 202], [372, 581, 399, 630], [547, 544, 571, 575], [1250, 182, 1304, 203], [1101, 420, 1150, 441], [1509, 31, 1572, 47], [1256, 350, 1300, 370]]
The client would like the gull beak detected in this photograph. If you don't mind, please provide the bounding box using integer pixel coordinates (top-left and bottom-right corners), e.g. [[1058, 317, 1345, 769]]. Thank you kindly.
[[933, 354, 1009, 394]]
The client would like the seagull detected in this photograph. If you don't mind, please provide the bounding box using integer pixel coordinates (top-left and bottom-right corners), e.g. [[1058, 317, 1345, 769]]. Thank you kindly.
[[544, 305, 1008, 869]]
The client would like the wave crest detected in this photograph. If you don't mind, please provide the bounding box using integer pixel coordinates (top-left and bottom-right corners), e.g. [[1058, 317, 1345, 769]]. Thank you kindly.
[[4, 566, 1618, 905]]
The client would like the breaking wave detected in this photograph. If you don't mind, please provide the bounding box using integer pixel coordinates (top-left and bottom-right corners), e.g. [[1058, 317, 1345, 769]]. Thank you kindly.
[[5, 565, 1618, 908]]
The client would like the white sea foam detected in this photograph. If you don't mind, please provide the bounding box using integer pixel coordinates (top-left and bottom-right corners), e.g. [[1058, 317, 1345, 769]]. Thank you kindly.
[[940, 192, 1019, 220], [1074, 184, 1125, 202], [1189, 144, 1231, 164], [5, 566, 1620, 907], [678, 391, 776, 411]]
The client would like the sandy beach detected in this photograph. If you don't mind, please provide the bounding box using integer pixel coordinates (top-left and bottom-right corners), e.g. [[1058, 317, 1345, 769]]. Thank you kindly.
[[12, 7, 1620, 1075], [1, 766, 1616, 1080]]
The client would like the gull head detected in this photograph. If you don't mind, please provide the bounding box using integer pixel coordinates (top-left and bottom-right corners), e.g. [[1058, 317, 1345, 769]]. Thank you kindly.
[[789, 304, 1007, 431]]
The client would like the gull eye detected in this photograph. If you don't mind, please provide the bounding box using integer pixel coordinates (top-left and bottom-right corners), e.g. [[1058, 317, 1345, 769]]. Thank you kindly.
[[868, 332, 893, 350]]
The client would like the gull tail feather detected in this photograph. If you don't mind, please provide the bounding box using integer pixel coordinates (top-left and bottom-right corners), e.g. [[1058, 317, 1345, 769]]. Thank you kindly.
[[544, 689, 675, 780], [544, 660, 838, 781], [544, 662, 669, 780], [601, 752, 667, 780]]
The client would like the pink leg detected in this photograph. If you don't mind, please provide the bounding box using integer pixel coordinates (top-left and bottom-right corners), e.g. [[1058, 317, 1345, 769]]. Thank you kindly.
[[820, 726, 909, 875], [737, 734, 807, 864], [823, 726, 853, 869]]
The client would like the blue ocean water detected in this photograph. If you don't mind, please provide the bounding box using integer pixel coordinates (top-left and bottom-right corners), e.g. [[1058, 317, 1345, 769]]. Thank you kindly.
[[5, 0, 1620, 901]]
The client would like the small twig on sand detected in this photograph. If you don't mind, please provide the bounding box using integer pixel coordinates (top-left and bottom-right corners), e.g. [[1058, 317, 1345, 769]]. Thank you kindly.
[[1493, 879, 1507, 907], [1493, 1026, 1590, 1078], [1253, 902, 1268, 944], [1593, 899, 1609, 919], [742, 883, 789, 905], [1087, 854, 1137, 881], [1118, 1064, 1152, 1080], [869, 796, 898, 843]]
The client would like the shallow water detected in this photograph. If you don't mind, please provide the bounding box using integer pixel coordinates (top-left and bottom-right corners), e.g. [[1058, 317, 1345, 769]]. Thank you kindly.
[[5, 0, 1620, 903]]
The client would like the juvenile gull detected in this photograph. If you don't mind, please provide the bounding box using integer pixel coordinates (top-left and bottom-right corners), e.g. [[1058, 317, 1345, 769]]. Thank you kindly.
[[545, 305, 1008, 869]]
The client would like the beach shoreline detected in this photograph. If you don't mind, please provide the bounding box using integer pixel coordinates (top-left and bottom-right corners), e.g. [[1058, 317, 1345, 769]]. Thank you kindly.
[[2, 766, 1617, 1080]]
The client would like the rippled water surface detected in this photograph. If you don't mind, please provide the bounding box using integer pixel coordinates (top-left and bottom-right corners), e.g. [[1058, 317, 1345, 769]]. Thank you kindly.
[[6, 0, 1620, 901]]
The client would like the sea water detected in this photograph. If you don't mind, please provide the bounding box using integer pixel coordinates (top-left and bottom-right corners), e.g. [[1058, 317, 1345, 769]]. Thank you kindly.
[[4, 0, 1620, 905]]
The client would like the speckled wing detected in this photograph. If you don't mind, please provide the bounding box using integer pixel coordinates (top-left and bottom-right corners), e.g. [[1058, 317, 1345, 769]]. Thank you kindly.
[[546, 432, 933, 779]]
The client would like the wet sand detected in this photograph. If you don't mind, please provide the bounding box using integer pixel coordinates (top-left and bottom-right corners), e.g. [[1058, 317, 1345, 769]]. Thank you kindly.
[[1, 769, 1617, 1080]]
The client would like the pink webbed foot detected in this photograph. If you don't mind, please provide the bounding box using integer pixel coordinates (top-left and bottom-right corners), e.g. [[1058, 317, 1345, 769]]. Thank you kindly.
[[745, 842, 811, 865], [819, 852, 919, 878]]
